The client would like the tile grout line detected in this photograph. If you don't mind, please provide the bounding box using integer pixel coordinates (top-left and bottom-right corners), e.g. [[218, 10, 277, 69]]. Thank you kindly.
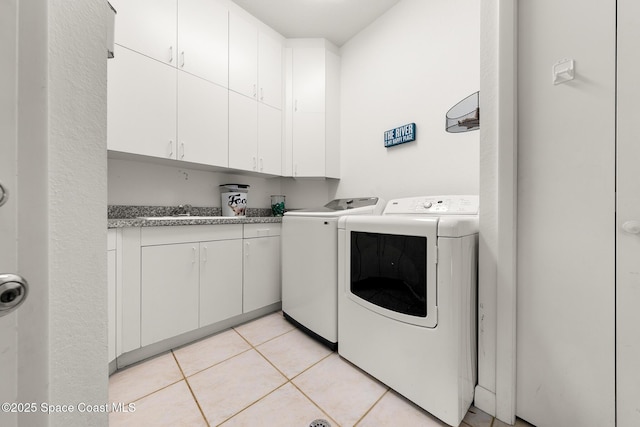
[[178, 345, 255, 379], [230, 321, 343, 426], [112, 352, 185, 405], [171, 350, 211, 427], [352, 387, 391, 426], [216, 382, 294, 426], [287, 378, 340, 427]]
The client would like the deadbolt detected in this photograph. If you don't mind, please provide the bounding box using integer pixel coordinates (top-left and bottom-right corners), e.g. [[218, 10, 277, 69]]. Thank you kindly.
[[0, 182, 7, 207], [0, 274, 29, 317]]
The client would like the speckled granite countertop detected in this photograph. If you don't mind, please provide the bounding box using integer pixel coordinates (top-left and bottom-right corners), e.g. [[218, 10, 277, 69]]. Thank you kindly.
[[108, 205, 282, 228]]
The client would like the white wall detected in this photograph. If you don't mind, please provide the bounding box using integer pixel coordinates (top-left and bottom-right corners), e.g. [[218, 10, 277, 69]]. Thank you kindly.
[[108, 158, 336, 209], [47, 1, 110, 426], [108, 159, 281, 208], [336, 0, 480, 201], [14, 1, 109, 425]]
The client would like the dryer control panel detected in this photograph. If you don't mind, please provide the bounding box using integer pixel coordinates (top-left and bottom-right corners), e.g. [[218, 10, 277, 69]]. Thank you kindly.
[[383, 195, 479, 215]]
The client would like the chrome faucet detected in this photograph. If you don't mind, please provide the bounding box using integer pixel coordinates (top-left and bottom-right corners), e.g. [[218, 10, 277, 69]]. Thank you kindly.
[[173, 204, 193, 216]]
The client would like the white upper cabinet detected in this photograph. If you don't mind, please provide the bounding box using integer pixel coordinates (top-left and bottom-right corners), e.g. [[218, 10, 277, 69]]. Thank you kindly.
[[108, 0, 286, 174], [292, 48, 326, 114], [230, 12, 284, 110], [286, 41, 340, 178], [258, 103, 283, 175], [228, 91, 258, 171], [177, 72, 228, 167], [259, 32, 283, 109], [110, 0, 177, 65], [108, 45, 177, 159], [177, 0, 228, 87], [229, 92, 282, 175], [229, 13, 258, 99], [111, 0, 228, 86]]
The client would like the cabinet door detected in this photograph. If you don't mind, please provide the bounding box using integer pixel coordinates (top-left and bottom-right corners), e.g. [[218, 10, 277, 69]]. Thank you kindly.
[[243, 236, 281, 313], [199, 240, 243, 327], [110, 0, 177, 65], [229, 91, 258, 171], [178, 0, 228, 87], [107, 249, 117, 364], [141, 243, 199, 346], [177, 72, 228, 167], [229, 13, 258, 99], [108, 46, 177, 159], [258, 103, 282, 175], [292, 112, 325, 177], [258, 32, 283, 109], [292, 48, 325, 113]]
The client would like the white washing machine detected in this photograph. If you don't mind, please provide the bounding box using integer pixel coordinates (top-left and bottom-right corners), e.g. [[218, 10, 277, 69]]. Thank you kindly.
[[337, 195, 479, 427], [282, 197, 385, 349]]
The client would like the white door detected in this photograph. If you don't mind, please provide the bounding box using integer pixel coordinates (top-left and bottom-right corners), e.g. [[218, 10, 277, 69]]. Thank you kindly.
[[616, 2, 640, 425], [516, 1, 616, 426], [0, 2, 19, 425]]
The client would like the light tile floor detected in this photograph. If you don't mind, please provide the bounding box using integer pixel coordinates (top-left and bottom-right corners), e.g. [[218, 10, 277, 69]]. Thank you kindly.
[[109, 312, 534, 427]]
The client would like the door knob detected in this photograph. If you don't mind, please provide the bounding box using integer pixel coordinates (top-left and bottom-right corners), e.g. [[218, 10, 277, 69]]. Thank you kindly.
[[0, 273, 29, 317], [0, 182, 8, 207], [622, 220, 640, 235]]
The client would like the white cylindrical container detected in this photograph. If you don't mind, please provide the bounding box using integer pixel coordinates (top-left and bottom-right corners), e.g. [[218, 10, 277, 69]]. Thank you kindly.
[[219, 184, 249, 217]]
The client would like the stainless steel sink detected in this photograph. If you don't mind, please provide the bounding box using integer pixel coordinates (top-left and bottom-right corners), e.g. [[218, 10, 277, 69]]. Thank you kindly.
[[138, 216, 221, 220]]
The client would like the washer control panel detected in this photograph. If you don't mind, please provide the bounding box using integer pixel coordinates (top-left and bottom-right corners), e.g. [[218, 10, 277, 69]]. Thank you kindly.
[[383, 195, 479, 215]]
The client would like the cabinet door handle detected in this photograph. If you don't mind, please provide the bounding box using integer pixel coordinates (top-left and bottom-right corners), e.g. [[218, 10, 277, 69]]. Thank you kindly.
[[294, 164, 298, 176], [180, 142, 185, 159], [260, 87, 264, 101], [252, 157, 257, 170], [168, 140, 174, 158], [202, 246, 207, 262], [260, 158, 264, 171], [169, 46, 173, 63], [294, 99, 298, 112], [245, 241, 250, 258], [180, 51, 185, 68], [253, 84, 257, 98], [192, 247, 196, 264]]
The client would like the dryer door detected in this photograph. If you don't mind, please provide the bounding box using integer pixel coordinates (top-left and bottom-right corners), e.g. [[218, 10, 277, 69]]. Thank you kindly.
[[343, 216, 438, 328]]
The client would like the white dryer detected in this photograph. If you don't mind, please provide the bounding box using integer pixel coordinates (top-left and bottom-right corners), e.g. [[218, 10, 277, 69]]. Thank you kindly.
[[337, 195, 479, 427], [282, 197, 385, 349]]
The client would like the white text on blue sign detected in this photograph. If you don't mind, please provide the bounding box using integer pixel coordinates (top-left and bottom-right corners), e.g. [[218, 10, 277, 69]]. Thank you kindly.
[[384, 123, 416, 147]]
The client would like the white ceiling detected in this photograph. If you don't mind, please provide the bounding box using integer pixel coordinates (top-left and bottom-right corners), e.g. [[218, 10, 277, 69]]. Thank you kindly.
[[231, 0, 401, 46]]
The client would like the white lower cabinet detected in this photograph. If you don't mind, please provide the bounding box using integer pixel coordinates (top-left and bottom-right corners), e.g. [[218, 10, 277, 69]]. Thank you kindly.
[[107, 230, 117, 365], [138, 225, 243, 347], [243, 224, 281, 312], [199, 239, 243, 327], [141, 243, 200, 347], [114, 223, 280, 367]]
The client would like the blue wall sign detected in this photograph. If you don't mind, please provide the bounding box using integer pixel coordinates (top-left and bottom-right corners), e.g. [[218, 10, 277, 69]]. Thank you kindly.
[[384, 123, 416, 147]]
